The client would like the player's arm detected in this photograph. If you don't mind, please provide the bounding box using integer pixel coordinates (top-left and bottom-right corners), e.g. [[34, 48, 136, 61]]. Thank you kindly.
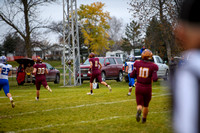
[[130, 68, 137, 78], [89, 61, 93, 71], [0, 67, 2, 74], [125, 66, 128, 73], [33, 68, 37, 74], [152, 64, 159, 82], [124, 62, 128, 73], [8, 70, 12, 76], [99, 62, 102, 70], [45, 68, 48, 74]]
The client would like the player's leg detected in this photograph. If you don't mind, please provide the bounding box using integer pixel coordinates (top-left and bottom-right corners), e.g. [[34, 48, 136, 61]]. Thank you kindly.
[[87, 76, 94, 95], [42, 79, 52, 92], [142, 107, 148, 123], [97, 73, 111, 92], [2, 80, 15, 108], [135, 87, 144, 122], [127, 74, 133, 96], [35, 80, 41, 100], [142, 93, 152, 123]]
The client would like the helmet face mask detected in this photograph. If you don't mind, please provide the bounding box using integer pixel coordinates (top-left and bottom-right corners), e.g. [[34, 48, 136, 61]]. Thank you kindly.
[[141, 49, 153, 61]]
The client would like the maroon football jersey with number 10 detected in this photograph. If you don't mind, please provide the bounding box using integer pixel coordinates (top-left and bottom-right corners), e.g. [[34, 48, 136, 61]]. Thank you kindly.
[[133, 60, 158, 86], [33, 63, 47, 79]]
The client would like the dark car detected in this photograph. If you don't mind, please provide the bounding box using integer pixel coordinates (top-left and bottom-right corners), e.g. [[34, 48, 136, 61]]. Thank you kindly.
[[80, 57, 123, 83], [15, 58, 60, 85]]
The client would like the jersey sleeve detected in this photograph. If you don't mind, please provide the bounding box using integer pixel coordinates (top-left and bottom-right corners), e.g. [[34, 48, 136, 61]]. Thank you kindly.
[[33, 64, 36, 68], [125, 62, 127, 67], [153, 63, 159, 71]]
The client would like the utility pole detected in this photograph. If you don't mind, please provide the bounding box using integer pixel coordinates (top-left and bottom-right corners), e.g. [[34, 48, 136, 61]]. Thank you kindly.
[[63, 0, 81, 86]]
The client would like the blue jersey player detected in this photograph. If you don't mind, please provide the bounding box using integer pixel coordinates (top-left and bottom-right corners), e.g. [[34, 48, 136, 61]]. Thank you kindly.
[[125, 55, 135, 96], [0, 56, 15, 108]]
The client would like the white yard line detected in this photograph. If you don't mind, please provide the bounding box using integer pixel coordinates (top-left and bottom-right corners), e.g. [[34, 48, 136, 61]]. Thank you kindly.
[[7, 111, 171, 133], [0, 93, 171, 119], [0, 96, 22, 99]]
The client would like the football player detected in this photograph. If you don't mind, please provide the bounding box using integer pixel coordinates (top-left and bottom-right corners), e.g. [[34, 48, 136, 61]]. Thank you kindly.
[[130, 49, 158, 123], [125, 55, 135, 96], [87, 52, 111, 95], [33, 57, 52, 100], [0, 56, 15, 108]]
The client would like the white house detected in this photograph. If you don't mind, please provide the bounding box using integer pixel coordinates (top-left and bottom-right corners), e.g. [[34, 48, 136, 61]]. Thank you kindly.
[[106, 50, 127, 62]]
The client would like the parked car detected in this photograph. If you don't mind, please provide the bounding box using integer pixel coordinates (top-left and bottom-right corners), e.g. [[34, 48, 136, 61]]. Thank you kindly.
[[124, 55, 169, 82], [15, 58, 60, 85], [80, 57, 123, 83]]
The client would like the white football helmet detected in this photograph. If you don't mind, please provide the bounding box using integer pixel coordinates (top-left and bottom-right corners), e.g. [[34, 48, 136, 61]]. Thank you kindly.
[[1, 56, 7, 64], [129, 55, 135, 61]]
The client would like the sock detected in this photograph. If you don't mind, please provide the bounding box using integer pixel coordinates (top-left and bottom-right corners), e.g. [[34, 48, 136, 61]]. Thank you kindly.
[[106, 84, 108, 87], [9, 97, 13, 101], [90, 90, 93, 94]]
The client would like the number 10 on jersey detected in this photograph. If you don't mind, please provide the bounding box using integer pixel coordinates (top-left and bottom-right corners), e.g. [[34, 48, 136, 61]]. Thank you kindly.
[[139, 67, 149, 78]]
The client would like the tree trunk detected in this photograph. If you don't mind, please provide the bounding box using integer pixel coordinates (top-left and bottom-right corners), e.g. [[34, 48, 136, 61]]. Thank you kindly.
[[23, 0, 32, 58]]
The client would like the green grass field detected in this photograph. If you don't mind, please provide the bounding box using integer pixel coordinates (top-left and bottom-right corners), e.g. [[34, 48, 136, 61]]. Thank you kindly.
[[0, 78, 173, 133]]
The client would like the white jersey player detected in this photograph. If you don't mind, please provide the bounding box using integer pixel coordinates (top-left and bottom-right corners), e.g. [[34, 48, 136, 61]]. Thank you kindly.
[[125, 56, 135, 96], [0, 56, 15, 108]]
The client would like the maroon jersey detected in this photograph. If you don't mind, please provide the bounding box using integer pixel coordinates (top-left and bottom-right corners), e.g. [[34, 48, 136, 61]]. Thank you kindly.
[[89, 57, 100, 73], [33, 63, 47, 80], [131, 60, 158, 86], [89, 57, 102, 83]]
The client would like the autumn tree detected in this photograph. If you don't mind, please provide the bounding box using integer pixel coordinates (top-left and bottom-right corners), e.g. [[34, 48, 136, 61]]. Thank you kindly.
[[78, 2, 113, 55], [0, 0, 56, 57]]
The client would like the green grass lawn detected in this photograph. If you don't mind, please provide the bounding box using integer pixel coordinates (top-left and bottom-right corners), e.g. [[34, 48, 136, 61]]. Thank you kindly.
[[0, 78, 173, 133]]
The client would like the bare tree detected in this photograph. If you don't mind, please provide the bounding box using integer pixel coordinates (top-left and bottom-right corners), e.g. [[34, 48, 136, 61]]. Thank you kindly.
[[129, 0, 177, 61], [0, 0, 57, 57], [108, 16, 123, 42]]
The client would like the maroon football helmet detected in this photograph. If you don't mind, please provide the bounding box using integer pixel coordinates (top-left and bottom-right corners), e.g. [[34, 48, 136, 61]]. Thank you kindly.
[[89, 52, 95, 58], [36, 57, 42, 63]]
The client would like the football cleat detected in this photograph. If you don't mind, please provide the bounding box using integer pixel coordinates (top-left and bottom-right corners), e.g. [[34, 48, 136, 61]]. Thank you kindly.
[[35, 97, 39, 101], [127, 93, 131, 96], [46, 85, 52, 92], [108, 85, 112, 92], [136, 109, 142, 122], [142, 117, 146, 123], [87, 92, 93, 95], [11, 100, 15, 108]]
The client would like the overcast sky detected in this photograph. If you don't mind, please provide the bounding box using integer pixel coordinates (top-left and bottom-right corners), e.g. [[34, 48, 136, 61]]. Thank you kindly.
[[0, 0, 133, 44]]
